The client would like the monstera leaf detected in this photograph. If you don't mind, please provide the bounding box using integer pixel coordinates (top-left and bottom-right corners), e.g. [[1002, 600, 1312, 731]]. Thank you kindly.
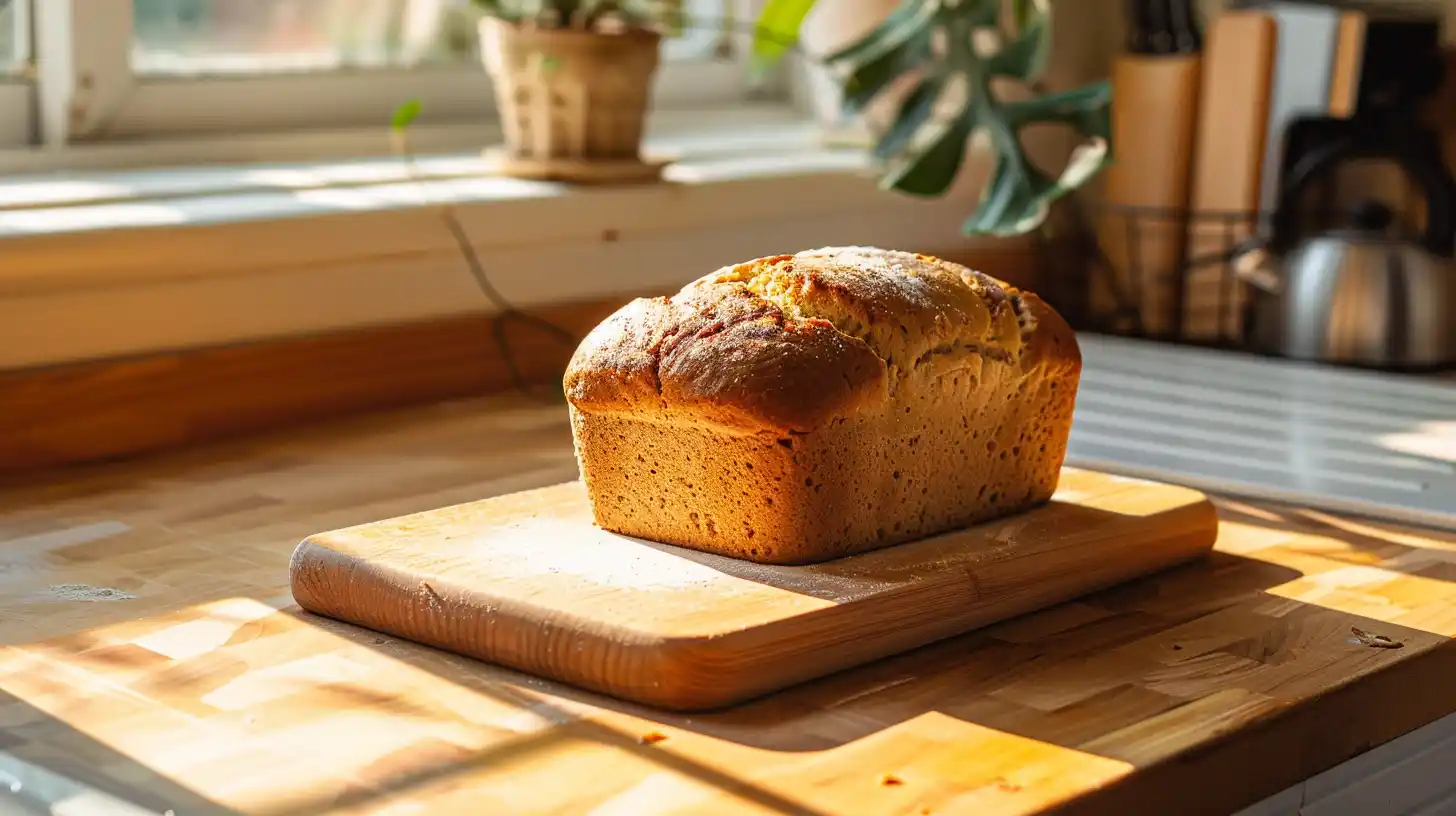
[[986, 0, 1052, 81], [750, 0, 1111, 237], [963, 81, 1112, 236]]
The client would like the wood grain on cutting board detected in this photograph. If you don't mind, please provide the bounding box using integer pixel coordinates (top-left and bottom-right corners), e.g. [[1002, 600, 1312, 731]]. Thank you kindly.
[[290, 467, 1218, 711], [1183, 10, 1278, 342], [1097, 55, 1203, 337]]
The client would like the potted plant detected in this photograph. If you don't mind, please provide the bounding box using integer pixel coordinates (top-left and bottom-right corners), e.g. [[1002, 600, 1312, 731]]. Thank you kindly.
[[473, 0, 672, 182], [751, 0, 1113, 237]]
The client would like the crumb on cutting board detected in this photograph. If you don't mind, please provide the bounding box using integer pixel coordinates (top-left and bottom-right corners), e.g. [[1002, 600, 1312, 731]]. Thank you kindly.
[[47, 584, 135, 602]]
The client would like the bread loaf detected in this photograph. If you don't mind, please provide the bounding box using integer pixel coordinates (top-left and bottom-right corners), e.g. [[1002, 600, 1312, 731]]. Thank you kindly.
[[563, 247, 1081, 565]]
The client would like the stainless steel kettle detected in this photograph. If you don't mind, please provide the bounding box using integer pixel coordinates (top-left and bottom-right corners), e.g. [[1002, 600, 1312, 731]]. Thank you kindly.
[[1241, 200, 1455, 370]]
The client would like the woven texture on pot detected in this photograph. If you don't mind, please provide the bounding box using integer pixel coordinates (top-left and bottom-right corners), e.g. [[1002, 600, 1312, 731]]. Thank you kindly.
[[481, 19, 662, 163]]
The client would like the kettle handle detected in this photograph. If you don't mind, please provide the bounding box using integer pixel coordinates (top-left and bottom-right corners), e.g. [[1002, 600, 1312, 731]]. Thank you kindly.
[[1269, 125, 1456, 257]]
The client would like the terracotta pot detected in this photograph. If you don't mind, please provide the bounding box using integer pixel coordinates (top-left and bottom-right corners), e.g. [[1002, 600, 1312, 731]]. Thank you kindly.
[[479, 18, 662, 164]]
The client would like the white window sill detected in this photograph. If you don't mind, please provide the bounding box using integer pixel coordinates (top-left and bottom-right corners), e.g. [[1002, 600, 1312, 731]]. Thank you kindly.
[[0, 107, 1015, 371]]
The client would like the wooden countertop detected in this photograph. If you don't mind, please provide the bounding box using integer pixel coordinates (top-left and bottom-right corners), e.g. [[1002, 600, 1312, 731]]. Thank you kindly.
[[2, 397, 1455, 816]]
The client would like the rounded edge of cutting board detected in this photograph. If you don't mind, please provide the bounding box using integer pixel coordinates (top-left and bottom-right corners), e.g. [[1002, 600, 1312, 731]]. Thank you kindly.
[[285, 471, 1223, 713], [604, 487, 1221, 712], [288, 532, 736, 711]]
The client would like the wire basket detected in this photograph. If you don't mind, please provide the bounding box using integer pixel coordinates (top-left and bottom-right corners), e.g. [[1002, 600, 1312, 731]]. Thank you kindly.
[[1029, 195, 1275, 352], [1039, 175, 1433, 353], [1075, 201, 1266, 349], [1020, 201, 1260, 351]]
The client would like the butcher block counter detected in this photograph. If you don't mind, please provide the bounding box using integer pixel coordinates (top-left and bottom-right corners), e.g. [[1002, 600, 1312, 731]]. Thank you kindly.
[[2, 396, 1455, 816]]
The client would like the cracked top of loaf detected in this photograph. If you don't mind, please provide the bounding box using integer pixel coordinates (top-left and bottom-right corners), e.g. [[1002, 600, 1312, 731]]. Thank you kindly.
[[563, 246, 1073, 434]]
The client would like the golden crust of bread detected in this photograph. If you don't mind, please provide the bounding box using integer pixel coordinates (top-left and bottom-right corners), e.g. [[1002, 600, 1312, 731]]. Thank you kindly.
[[563, 246, 1082, 565], [565, 247, 1068, 434]]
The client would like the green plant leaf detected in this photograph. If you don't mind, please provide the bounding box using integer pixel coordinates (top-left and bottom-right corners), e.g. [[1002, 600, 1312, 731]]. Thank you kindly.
[[841, 29, 933, 114], [1001, 81, 1112, 138], [872, 74, 943, 159], [962, 154, 1043, 236], [962, 82, 1113, 236], [750, 0, 819, 77], [963, 0, 1002, 29], [1011, 0, 1034, 29], [794, 0, 1110, 237], [880, 110, 974, 197], [822, 0, 937, 65], [961, 141, 1110, 237], [391, 99, 422, 132], [471, 0, 505, 15], [984, 2, 1051, 81]]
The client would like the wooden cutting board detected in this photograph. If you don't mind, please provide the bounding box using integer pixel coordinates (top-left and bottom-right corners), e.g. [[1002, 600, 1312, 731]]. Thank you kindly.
[[289, 467, 1218, 711]]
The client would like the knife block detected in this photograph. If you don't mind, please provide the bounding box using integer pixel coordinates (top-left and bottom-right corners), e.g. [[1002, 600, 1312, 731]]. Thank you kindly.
[[1095, 54, 1203, 337]]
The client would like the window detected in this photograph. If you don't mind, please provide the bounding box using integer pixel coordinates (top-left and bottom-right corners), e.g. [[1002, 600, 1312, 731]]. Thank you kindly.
[[0, 0, 33, 147], [132, 0, 482, 75], [129, 0, 733, 73], [22, 0, 764, 149], [0, 0, 25, 70]]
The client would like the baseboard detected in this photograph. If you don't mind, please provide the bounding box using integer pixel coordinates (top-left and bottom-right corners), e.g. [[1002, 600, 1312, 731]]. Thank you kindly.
[[0, 295, 628, 476]]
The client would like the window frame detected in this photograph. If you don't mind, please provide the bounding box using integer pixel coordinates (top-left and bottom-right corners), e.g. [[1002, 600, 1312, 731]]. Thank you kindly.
[[32, 0, 775, 148], [0, 80, 31, 148]]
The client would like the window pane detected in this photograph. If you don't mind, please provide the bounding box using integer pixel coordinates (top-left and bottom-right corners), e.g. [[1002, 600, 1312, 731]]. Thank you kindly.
[[666, 0, 734, 61], [0, 0, 29, 74], [132, 0, 481, 75], [132, 0, 733, 76]]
